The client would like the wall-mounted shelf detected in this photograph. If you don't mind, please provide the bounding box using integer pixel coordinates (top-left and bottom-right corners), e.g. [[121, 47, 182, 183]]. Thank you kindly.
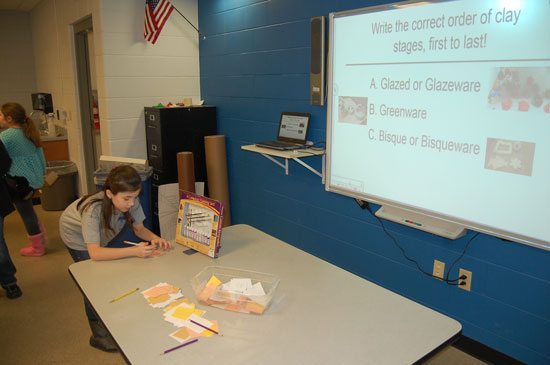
[[242, 144, 325, 182]]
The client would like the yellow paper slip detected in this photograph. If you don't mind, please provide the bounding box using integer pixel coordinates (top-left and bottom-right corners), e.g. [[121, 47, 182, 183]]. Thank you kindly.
[[165, 298, 190, 312], [173, 306, 199, 320], [206, 275, 222, 288], [172, 327, 191, 341]]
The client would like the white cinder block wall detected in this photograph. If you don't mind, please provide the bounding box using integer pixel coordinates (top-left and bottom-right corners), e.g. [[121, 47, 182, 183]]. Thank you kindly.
[[98, 0, 201, 159], [0, 11, 37, 113], [30, 0, 201, 194]]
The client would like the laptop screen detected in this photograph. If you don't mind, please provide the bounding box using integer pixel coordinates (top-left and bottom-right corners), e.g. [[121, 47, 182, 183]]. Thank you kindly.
[[278, 112, 311, 143]]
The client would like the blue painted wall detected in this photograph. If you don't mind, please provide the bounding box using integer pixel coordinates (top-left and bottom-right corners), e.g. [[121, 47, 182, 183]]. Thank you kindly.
[[198, 1, 550, 363]]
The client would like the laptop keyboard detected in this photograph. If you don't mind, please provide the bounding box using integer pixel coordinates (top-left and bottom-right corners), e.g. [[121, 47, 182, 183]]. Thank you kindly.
[[256, 140, 302, 150], [268, 141, 297, 146]]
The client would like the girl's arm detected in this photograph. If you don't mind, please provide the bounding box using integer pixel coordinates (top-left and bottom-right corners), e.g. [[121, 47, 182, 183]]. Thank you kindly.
[[133, 223, 172, 249], [86, 242, 155, 261]]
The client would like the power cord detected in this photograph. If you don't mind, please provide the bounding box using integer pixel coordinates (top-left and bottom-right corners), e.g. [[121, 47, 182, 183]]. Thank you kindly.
[[357, 199, 476, 286], [446, 231, 479, 285], [307, 141, 326, 149]]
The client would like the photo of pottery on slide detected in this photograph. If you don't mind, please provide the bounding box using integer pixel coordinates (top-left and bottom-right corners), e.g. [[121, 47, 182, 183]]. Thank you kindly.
[[487, 67, 550, 113], [338, 96, 368, 125], [484, 138, 535, 176]]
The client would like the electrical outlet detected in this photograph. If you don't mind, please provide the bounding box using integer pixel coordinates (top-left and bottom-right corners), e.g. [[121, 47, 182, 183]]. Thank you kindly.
[[433, 260, 445, 280], [458, 268, 472, 291]]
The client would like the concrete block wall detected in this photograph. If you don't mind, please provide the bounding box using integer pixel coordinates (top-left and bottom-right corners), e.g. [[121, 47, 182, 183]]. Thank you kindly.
[[31, 0, 99, 193], [198, 1, 550, 364], [30, 0, 201, 194]]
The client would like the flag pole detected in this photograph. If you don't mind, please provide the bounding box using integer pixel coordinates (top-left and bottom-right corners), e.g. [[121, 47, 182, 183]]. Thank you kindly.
[[173, 6, 206, 40]]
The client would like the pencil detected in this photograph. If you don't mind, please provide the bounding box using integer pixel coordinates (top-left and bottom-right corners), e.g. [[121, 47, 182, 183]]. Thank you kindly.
[[188, 218, 212, 223], [187, 213, 209, 217], [109, 288, 139, 303], [124, 240, 150, 246], [161, 338, 198, 355], [190, 319, 219, 335]]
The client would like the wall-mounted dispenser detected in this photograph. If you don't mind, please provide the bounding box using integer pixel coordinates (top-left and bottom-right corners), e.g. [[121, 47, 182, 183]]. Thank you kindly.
[[31, 93, 53, 114]]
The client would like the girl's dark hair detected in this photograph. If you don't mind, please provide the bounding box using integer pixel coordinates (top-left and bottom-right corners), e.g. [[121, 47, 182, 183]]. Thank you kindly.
[[77, 165, 142, 232], [1, 102, 42, 147]]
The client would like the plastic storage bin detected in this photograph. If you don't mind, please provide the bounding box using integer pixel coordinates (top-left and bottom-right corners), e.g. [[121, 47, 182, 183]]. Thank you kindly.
[[191, 266, 280, 315], [41, 161, 77, 211], [93, 166, 153, 230]]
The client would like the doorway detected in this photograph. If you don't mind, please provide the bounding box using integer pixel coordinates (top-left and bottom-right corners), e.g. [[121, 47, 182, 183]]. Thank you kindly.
[[73, 16, 100, 193]]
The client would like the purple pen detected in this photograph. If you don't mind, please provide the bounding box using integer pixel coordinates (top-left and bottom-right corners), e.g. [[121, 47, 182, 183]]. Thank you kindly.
[[190, 319, 219, 335], [162, 338, 198, 355]]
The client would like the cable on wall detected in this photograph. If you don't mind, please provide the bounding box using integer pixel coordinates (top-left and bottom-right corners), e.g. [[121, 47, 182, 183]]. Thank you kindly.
[[357, 199, 477, 286]]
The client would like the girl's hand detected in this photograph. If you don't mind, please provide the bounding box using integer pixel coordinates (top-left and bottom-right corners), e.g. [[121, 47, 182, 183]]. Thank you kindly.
[[150, 237, 172, 250], [135, 244, 155, 258]]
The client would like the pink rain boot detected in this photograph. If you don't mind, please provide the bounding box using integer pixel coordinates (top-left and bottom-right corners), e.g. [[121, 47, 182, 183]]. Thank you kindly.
[[20, 222, 47, 256], [38, 222, 48, 246], [20, 233, 46, 256]]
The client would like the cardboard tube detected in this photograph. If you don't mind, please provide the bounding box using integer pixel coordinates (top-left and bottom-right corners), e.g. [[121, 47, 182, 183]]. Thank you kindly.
[[204, 135, 231, 226], [177, 152, 195, 193]]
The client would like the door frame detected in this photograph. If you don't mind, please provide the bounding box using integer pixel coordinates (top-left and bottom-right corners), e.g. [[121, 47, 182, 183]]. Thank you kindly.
[[73, 16, 97, 193]]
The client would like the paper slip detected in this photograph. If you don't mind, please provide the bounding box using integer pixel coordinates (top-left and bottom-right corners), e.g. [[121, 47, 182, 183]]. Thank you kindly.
[[140, 281, 221, 345], [244, 282, 266, 296], [214, 279, 265, 301], [184, 313, 218, 338], [141, 282, 183, 308], [169, 319, 219, 343], [223, 278, 253, 293], [150, 250, 165, 258], [164, 302, 219, 337], [164, 302, 205, 328], [199, 275, 269, 314], [206, 275, 222, 288], [164, 298, 191, 311], [210, 286, 238, 303], [170, 327, 191, 343]]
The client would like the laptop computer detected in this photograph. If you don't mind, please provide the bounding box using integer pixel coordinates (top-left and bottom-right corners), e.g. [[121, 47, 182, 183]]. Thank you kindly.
[[255, 112, 311, 150]]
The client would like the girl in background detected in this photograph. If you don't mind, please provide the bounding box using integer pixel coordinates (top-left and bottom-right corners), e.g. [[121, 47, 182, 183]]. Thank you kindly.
[[0, 140, 22, 299], [59, 165, 171, 351], [0, 103, 47, 257]]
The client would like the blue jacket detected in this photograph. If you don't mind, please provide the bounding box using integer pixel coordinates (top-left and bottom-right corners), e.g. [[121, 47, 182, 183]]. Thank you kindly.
[[0, 128, 46, 189]]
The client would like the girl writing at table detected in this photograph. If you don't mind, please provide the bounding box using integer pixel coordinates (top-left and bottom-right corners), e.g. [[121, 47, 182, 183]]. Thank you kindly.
[[59, 165, 171, 352]]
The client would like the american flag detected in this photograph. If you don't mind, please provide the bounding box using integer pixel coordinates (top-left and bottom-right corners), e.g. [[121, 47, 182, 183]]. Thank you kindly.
[[144, 0, 175, 44]]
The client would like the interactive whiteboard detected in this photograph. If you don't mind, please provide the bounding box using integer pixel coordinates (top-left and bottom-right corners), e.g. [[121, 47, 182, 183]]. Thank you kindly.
[[326, 0, 550, 249]]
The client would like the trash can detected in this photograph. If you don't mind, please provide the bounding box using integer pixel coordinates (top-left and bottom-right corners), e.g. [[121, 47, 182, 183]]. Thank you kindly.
[[41, 161, 78, 211], [93, 166, 153, 230]]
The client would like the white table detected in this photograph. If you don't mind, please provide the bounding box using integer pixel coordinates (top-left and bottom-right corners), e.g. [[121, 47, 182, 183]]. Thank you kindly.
[[69, 224, 461, 364]]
